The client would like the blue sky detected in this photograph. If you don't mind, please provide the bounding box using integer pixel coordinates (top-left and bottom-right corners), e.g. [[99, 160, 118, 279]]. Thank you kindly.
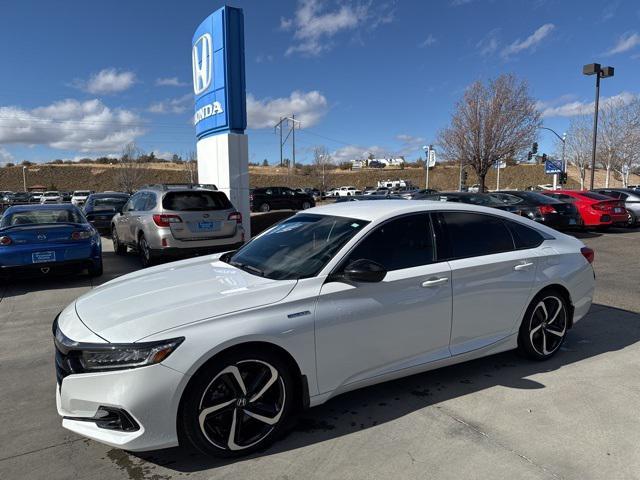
[[0, 0, 638, 165]]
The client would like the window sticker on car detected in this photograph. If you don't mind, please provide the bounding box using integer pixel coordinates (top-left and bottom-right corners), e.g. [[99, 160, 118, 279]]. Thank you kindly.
[[351, 223, 361, 228]]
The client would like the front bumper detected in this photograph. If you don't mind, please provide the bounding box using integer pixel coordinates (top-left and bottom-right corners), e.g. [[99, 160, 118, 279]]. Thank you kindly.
[[56, 362, 185, 451]]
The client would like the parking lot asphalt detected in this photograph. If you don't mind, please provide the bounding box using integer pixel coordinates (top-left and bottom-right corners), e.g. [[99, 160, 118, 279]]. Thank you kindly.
[[1, 228, 639, 480]]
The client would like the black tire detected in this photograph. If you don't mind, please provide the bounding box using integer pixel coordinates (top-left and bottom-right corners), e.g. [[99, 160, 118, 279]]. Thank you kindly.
[[88, 259, 103, 277], [517, 290, 569, 360], [301, 201, 311, 210], [138, 234, 154, 268], [179, 350, 294, 458], [627, 210, 637, 228], [259, 202, 271, 213], [112, 227, 127, 255]]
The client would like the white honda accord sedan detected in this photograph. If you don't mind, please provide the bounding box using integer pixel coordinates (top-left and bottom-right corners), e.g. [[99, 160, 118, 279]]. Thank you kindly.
[[54, 201, 595, 457]]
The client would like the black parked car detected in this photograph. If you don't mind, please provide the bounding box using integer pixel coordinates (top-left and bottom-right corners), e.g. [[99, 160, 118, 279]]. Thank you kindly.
[[83, 192, 130, 233], [7, 192, 32, 206], [491, 191, 581, 230], [250, 187, 315, 212], [413, 191, 522, 213], [334, 194, 405, 202]]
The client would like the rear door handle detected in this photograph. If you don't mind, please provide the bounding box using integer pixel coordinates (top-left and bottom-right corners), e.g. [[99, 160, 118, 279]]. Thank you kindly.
[[514, 262, 534, 271], [421, 277, 449, 288]]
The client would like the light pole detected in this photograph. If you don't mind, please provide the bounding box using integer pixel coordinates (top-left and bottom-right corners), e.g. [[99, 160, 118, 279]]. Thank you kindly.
[[422, 145, 432, 189], [583, 63, 614, 190], [22, 166, 27, 192]]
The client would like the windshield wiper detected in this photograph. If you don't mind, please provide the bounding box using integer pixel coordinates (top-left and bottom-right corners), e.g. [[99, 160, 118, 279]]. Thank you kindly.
[[230, 261, 265, 277]]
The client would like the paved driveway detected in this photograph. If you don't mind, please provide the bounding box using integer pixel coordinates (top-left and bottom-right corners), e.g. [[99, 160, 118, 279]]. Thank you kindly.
[[1, 229, 639, 480]]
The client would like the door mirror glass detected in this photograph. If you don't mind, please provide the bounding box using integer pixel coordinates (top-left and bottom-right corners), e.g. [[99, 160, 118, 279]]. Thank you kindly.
[[343, 259, 386, 283]]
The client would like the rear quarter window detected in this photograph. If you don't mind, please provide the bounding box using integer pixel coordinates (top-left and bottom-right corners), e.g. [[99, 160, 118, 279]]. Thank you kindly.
[[162, 191, 232, 211], [506, 220, 547, 249]]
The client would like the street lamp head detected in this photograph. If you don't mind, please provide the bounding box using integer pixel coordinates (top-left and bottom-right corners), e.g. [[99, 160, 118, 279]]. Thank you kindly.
[[422, 145, 428, 151], [583, 63, 600, 76], [600, 66, 614, 78]]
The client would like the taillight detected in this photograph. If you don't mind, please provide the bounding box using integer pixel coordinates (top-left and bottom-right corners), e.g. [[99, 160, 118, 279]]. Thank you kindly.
[[581, 246, 595, 264], [538, 204, 557, 215], [152, 214, 182, 227], [0, 236, 12, 246], [228, 212, 242, 224], [592, 202, 609, 211], [71, 231, 92, 240]]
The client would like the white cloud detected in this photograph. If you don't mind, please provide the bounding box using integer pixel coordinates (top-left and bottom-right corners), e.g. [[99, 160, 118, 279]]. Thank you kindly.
[[256, 54, 274, 63], [148, 94, 192, 114], [501, 23, 555, 58], [537, 91, 638, 117], [0, 147, 14, 162], [155, 77, 188, 87], [282, 0, 393, 56], [73, 68, 137, 94], [151, 150, 178, 160], [477, 29, 500, 56], [604, 32, 640, 56], [419, 34, 437, 48], [0, 98, 144, 152], [247, 90, 328, 129]]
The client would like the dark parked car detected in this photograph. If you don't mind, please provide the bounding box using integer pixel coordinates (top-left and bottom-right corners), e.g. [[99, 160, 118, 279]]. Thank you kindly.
[[591, 188, 640, 227], [413, 191, 522, 213], [491, 191, 581, 230], [7, 192, 33, 206], [368, 160, 385, 168], [250, 187, 315, 212], [83, 192, 130, 234]]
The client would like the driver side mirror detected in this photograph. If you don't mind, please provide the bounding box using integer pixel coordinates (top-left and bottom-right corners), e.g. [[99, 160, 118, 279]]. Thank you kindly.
[[343, 259, 386, 283]]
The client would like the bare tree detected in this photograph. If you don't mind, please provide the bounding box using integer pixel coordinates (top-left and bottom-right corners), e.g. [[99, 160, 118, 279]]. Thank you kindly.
[[438, 74, 541, 191], [312, 146, 334, 192], [183, 150, 198, 184], [114, 142, 147, 193], [564, 116, 592, 189], [612, 99, 640, 187]]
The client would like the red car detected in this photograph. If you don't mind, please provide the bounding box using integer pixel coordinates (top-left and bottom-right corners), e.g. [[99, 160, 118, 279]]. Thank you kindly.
[[542, 190, 628, 229]]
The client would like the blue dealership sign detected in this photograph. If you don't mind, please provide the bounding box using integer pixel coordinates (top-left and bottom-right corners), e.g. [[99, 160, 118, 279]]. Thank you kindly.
[[192, 6, 247, 139], [544, 159, 563, 175]]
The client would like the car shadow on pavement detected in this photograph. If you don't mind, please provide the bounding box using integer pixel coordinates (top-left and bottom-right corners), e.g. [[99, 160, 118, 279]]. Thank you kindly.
[[131, 302, 640, 474], [0, 250, 141, 300]]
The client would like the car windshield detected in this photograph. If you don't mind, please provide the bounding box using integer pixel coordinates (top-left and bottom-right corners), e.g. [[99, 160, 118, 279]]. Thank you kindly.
[[74, 191, 91, 196], [224, 214, 369, 280], [92, 198, 128, 211], [1, 209, 84, 227]]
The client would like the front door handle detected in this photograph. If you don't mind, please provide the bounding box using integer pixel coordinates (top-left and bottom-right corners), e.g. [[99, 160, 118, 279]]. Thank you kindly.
[[514, 261, 534, 271], [421, 277, 449, 288]]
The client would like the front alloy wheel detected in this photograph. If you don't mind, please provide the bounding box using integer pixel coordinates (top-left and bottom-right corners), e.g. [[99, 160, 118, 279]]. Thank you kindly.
[[181, 353, 293, 457], [519, 292, 568, 360]]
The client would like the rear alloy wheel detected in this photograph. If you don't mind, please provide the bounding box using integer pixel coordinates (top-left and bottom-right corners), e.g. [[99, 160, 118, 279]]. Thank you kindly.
[[259, 203, 271, 213], [111, 227, 127, 255], [518, 292, 568, 360], [181, 352, 293, 458], [138, 235, 154, 268], [627, 210, 637, 228], [301, 201, 311, 210]]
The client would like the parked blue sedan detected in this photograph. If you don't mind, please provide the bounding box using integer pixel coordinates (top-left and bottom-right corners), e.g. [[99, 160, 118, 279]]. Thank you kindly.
[[0, 204, 102, 277]]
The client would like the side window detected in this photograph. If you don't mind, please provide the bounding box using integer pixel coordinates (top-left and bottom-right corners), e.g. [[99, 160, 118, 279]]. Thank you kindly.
[[125, 193, 140, 211], [132, 193, 148, 211], [143, 193, 157, 211], [441, 212, 514, 259], [506, 220, 545, 250], [343, 213, 434, 271]]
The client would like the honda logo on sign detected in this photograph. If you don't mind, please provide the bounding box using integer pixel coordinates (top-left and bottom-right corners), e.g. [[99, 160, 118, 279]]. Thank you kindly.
[[192, 33, 212, 95]]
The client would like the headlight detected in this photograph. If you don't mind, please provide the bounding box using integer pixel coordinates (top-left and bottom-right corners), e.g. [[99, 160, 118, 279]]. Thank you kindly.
[[79, 338, 184, 371]]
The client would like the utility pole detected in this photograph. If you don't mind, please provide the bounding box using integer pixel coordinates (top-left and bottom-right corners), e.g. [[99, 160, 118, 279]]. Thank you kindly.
[[22, 166, 27, 192], [274, 115, 301, 173]]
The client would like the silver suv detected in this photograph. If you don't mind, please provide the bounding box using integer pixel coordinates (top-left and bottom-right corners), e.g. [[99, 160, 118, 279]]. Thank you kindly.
[[111, 184, 245, 267]]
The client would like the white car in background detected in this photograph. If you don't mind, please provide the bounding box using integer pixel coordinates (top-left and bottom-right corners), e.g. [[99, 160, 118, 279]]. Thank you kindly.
[[336, 186, 361, 196], [71, 190, 93, 206], [40, 191, 62, 204], [54, 201, 595, 458]]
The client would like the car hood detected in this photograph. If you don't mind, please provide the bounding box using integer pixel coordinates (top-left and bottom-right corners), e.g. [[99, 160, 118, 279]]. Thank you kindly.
[[75, 256, 297, 343]]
